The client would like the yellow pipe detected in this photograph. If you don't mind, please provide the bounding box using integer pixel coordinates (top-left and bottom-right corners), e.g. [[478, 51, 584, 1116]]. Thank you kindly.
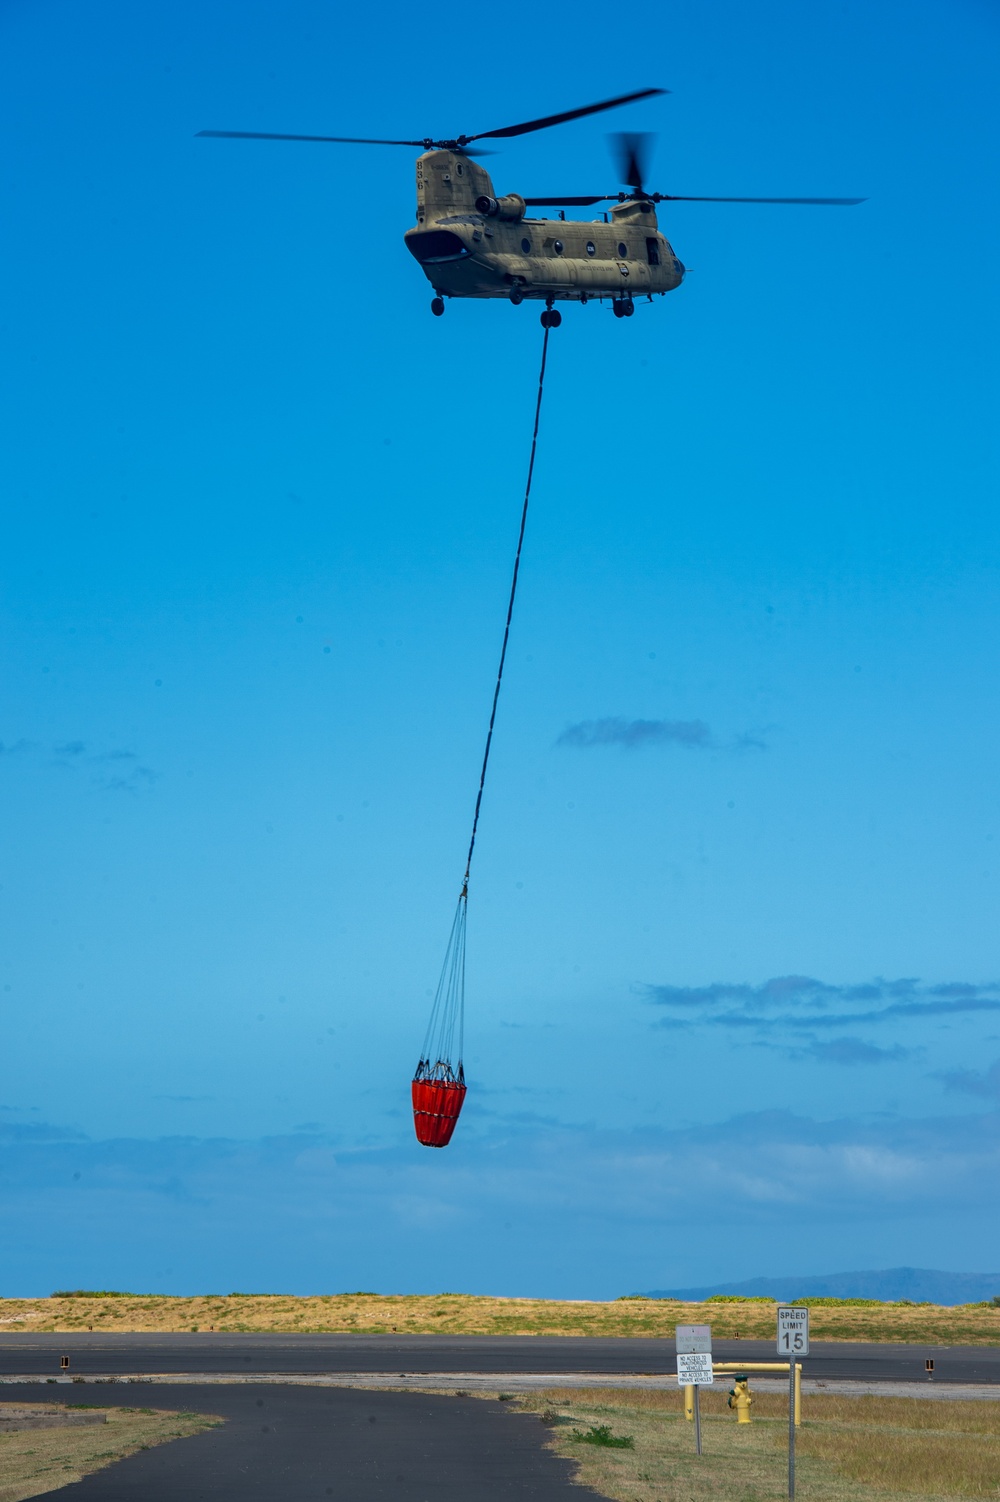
[[676, 1362, 802, 1426], [713, 1362, 791, 1371]]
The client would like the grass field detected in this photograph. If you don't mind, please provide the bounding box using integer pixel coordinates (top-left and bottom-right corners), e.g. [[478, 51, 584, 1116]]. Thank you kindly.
[[1, 1292, 999, 1345], [0, 1402, 221, 1502], [513, 1386, 1000, 1501]]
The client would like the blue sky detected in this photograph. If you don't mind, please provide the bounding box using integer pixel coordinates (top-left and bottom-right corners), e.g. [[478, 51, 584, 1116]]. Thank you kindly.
[[1, 0, 998, 1297]]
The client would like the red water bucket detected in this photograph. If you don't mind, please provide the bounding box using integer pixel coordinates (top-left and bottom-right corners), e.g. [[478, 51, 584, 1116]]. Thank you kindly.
[[412, 1076, 467, 1148]]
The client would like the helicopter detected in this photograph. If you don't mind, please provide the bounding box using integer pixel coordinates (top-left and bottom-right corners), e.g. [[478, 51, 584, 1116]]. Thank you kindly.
[[198, 89, 864, 326]]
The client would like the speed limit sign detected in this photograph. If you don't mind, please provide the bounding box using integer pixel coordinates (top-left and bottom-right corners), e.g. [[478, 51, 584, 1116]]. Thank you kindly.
[[777, 1305, 810, 1356]]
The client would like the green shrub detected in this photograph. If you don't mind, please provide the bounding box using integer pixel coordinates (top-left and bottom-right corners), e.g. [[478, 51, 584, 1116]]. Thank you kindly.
[[51, 1290, 133, 1298], [705, 1295, 776, 1304], [572, 1424, 634, 1449]]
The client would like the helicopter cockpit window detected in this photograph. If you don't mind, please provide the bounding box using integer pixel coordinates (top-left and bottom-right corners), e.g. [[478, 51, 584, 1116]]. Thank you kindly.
[[553, 240, 564, 255], [617, 241, 628, 258], [456, 164, 464, 175], [521, 237, 531, 254], [646, 237, 660, 265], [586, 241, 596, 256]]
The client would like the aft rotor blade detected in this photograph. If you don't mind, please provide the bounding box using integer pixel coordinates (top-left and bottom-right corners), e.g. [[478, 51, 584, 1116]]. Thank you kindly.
[[196, 130, 425, 145], [522, 195, 615, 206], [657, 193, 866, 205], [612, 131, 654, 193], [470, 88, 666, 143]]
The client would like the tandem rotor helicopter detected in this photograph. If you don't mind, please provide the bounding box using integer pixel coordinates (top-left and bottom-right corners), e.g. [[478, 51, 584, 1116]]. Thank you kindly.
[[198, 88, 864, 326]]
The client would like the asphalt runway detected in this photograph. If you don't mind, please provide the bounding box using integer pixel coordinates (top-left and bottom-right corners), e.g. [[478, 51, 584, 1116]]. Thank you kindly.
[[1, 1333, 998, 1385], [1, 1381, 600, 1501]]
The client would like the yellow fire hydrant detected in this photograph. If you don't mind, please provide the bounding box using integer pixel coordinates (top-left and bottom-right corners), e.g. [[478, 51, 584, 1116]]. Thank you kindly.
[[727, 1375, 752, 1423]]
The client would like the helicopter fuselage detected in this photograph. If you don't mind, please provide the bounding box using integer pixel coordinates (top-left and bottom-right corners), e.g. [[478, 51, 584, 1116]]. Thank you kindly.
[[404, 151, 685, 305]]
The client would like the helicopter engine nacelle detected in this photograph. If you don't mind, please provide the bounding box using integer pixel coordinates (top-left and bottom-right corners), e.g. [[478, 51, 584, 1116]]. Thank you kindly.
[[475, 193, 526, 222]]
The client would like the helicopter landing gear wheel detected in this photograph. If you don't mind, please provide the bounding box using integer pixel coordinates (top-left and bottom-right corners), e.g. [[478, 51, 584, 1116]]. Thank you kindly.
[[623, 298, 635, 317], [540, 307, 562, 329], [430, 296, 445, 317], [509, 287, 524, 306], [612, 297, 635, 319]]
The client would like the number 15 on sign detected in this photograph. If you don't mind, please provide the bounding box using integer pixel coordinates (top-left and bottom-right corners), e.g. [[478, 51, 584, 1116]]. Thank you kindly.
[[777, 1306, 809, 1356]]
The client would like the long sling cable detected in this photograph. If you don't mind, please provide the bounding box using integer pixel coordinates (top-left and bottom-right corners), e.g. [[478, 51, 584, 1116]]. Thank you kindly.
[[463, 321, 551, 897], [415, 323, 552, 1101]]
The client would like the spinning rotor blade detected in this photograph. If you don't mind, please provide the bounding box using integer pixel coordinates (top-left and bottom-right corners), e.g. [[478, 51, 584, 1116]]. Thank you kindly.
[[523, 192, 866, 206], [522, 195, 611, 206], [197, 130, 426, 145], [469, 88, 666, 143], [657, 193, 866, 205], [612, 131, 654, 194], [197, 90, 665, 154]]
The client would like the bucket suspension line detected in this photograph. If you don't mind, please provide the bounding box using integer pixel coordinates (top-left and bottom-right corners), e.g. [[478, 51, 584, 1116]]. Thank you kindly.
[[412, 322, 553, 1148], [462, 321, 551, 894]]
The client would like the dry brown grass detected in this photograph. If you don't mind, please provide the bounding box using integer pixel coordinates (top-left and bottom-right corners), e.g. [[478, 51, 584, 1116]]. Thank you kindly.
[[0, 1402, 222, 1501], [2, 1292, 999, 1345], [508, 1386, 1000, 1502]]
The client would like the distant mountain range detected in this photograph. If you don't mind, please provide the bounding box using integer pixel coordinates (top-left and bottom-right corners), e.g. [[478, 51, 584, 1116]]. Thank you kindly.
[[641, 1267, 1000, 1306]]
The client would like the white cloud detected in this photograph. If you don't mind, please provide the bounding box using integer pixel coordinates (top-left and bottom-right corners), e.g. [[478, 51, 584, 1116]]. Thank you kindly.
[[1, 1104, 997, 1296]]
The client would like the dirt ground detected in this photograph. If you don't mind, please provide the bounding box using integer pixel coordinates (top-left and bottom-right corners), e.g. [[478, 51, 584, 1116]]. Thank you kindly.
[[513, 1385, 1000, 1502], [3, 1292, 999, 1344], [0, 1402, 222, 1502]]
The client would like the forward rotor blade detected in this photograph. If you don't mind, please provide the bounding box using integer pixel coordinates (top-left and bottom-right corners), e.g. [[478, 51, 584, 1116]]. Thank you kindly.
[[196, 130, 425, 145], [469, 87, 666, 143], [521, 195, 614, 206], [656, 193, 866, 205]]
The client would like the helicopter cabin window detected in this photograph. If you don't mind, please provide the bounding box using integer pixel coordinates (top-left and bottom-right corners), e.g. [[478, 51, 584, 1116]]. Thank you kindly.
[[456, 164, 464, 175], [521, 237, 532, 254], [553, 240, 564, 255], [646, 237, 660, 265], [586, 241, 596, 256], [617, 241, 628, 258]]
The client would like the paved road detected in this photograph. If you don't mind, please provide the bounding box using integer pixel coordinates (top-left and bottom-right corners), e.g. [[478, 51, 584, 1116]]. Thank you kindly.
[[0, 1333, 998, 1384], [1, 1381, 601, 1501]]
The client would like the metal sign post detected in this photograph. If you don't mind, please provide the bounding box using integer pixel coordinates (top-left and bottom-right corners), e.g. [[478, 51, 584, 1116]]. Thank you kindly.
[[676, 1325, 713, 1456], [777, 1307, 809, 1498]]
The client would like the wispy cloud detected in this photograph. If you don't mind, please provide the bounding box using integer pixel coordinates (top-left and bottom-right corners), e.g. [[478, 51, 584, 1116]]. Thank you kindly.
[[936, 1059, 1000, 1100], [556, 717, 768, 753], [644, 976, 1000, 1034], [101, 763, 159, 794], [1, 738, 158, 793], [557, 717, 713, 750], [0, 1120, 87, 1144], [3, 1107, 1000, 1294], [801, 1037, 912, 1066]]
